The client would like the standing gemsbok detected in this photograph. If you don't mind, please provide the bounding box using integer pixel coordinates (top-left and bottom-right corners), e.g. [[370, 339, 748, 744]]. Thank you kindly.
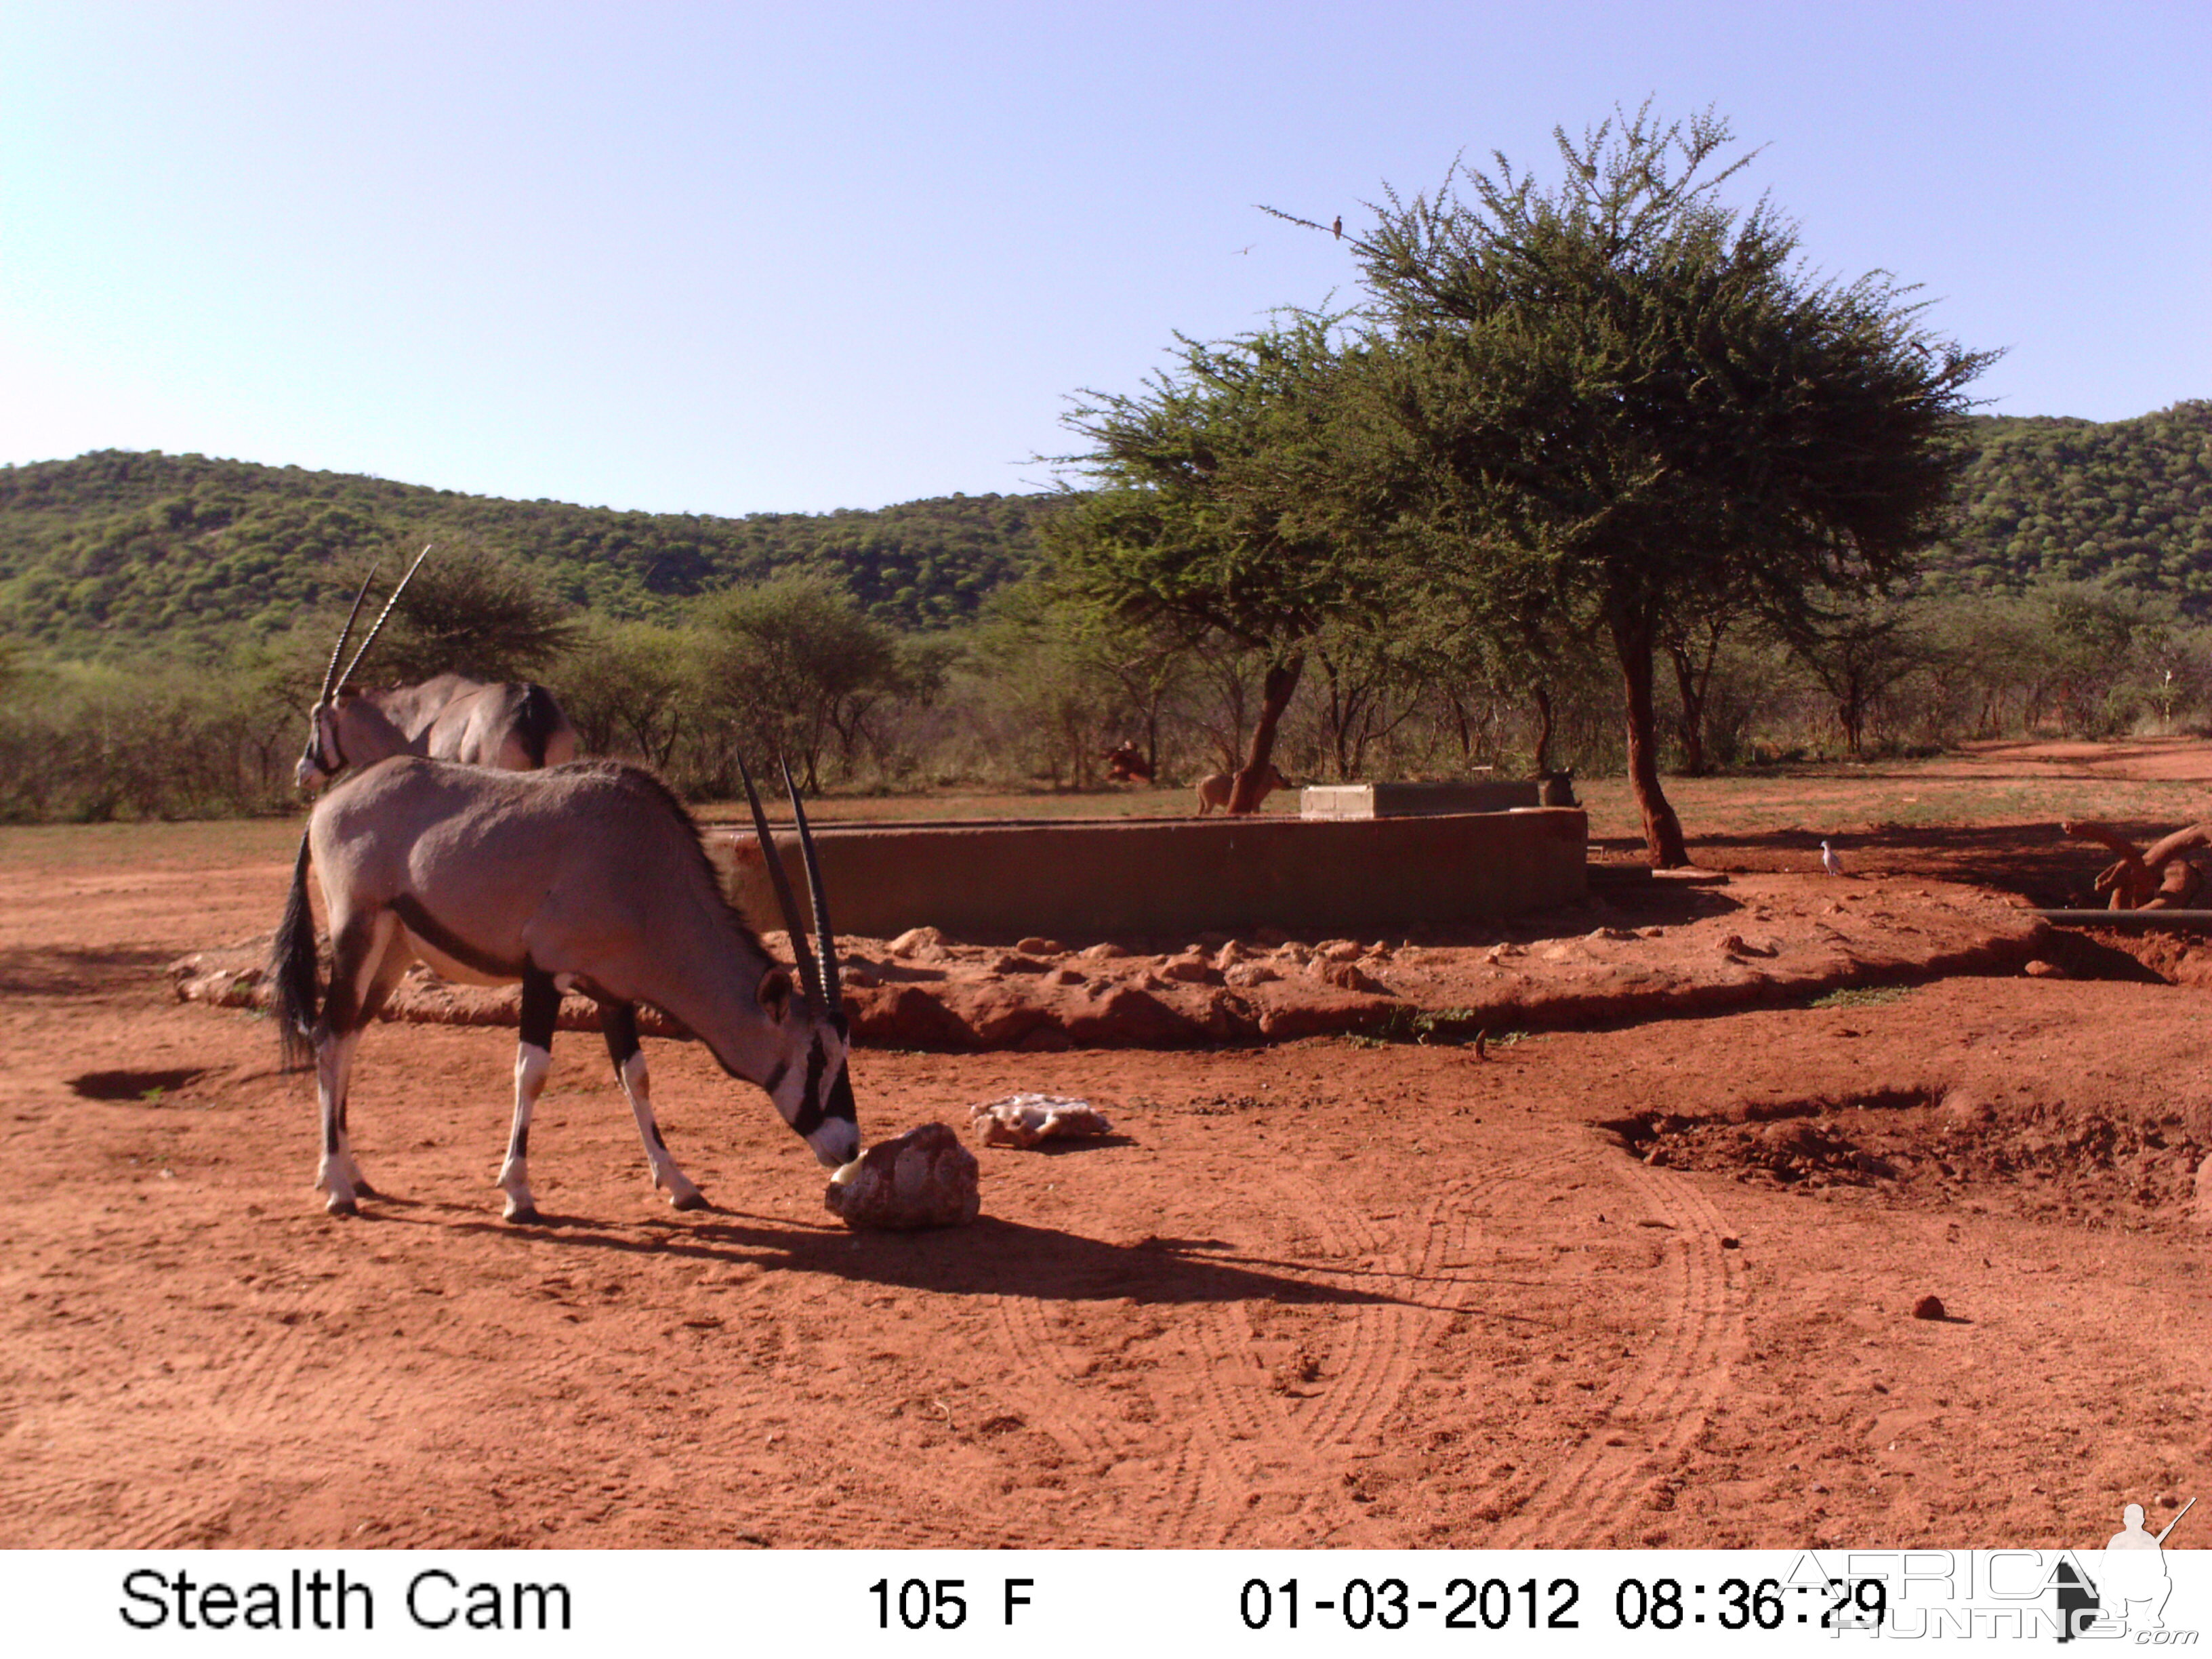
[[295, 546, 578, 790], [270, 753, 859, 1219]]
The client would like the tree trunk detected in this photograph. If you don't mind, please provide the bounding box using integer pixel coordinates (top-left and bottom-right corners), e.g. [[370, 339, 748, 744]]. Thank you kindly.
[[1614, 613, 1690, 867], [1839, 670, 1866, 758], [1666, 625, 1722, 777], [1530, 683, 1556, 776], [1228, 653, 1305, 814], [1449, 689, 1473, 762]]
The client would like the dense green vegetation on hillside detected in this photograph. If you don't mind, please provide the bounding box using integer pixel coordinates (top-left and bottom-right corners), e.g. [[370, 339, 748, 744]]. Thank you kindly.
[[0, 449, 1058, 657], [1928, 401, 2212, 601], [3, 401, 2205, 666], [3, 401, 2209, 825]]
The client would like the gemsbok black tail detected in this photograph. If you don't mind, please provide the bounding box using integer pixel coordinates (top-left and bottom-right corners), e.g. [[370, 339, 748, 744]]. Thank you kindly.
[[514, 682, 563, 767], [270, 830, 320, 1071]]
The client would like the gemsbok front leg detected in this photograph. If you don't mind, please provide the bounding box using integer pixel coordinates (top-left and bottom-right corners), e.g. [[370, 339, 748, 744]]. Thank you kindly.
[[497, 969, 562, 1223], [600, 1000, 705, 1210]]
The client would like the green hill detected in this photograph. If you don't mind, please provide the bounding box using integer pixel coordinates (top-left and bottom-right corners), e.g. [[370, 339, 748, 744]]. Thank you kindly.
[[1930, 400, 2212, 605], [4, 401, 2209, 661], [0, 450, 1059, 657]]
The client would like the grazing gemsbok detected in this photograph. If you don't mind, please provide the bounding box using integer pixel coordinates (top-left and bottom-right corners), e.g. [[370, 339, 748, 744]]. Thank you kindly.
[[295, 546, 578, 790], [269, 753, 860, 1220]]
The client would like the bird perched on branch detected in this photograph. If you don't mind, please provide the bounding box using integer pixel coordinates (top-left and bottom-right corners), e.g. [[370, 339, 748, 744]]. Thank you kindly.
[[1332, 215, 1342, 239]]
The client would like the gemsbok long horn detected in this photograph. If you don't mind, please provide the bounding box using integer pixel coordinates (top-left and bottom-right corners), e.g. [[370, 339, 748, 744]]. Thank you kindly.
[[736, 754, 827, 1011], [317, 559, 384, 704], [781, 755, 842, 1017], [335, 542, 435, 695]]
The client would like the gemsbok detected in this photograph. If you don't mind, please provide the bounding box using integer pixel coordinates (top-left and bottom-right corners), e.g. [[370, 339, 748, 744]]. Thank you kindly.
[[295, 546, 578, 790], [270, 754, 860, 1220]]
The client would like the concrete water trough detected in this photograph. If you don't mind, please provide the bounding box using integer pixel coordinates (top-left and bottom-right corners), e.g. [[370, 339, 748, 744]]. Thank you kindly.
[[728, 807, 1589, 941], [1298, 779, 1542, 817]]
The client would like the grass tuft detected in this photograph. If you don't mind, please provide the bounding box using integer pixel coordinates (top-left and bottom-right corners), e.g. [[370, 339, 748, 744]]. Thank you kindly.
[[1807, 985, 1913, 1010]]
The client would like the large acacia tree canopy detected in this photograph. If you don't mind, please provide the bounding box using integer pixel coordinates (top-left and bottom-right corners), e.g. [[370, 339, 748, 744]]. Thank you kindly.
[[1048, 106, 1992, 844], [1345, 106, 1996, 629], [1298, 106, 1997, 863]]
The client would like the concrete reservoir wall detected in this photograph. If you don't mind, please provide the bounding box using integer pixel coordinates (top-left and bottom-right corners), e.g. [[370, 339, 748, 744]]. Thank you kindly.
[[729, 808, 1587, 941]]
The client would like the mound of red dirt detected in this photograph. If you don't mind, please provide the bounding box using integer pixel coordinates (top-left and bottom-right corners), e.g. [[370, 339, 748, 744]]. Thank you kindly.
[[172, 873, 2047, 1050]]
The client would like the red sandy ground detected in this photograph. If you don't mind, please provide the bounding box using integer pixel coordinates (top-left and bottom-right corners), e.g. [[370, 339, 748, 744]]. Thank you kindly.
[[3, 757, 2209, 1549]]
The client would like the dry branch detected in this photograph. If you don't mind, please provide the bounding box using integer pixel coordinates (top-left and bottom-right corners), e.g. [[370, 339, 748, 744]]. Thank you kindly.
[[2061, 819, 2211, 909]]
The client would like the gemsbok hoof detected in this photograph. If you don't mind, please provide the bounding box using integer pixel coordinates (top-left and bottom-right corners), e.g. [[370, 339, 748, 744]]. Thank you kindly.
[[325, 1195, 359, 1218], [504, 1204, 542, 1225], [670, 1189, 708, 1212]]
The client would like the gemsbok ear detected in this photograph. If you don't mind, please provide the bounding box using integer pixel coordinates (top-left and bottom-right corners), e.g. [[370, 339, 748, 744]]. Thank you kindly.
[[756, 968, 794, 1018]]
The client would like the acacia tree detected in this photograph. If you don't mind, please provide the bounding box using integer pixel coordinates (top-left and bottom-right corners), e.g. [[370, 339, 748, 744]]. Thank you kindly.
[[693, 574, 901, 792], [1327, 105, 1992, 863], [1048, 319, 1385, 813], [1788, 594, 1923, 756], [380, 544, 580, 682], [558, 619, 697, 769]]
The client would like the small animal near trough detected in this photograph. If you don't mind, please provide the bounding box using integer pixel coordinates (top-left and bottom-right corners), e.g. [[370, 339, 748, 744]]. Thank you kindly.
[[731, 806, 1587, 941]]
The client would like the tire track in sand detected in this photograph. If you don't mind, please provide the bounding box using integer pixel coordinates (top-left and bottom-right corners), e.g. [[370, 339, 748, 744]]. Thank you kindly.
[[18, 1273, 382, 1547], [1486, 1145, 1746, 1547], [981, 1294, 1207, 1548], [1176, 1143, 1582, 1544], [1176, 1284, 1385, 1546], [1285, 1149, 1570, 1457]]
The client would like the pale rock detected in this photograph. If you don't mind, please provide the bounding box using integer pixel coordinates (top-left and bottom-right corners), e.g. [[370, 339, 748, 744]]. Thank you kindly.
[[970, 1093, 1114, 1149], [888, 926, 949, 960], [824, 1124, 981, 1230]]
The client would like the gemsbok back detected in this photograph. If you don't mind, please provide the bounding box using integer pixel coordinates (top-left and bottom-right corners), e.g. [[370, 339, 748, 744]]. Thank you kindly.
[[295, 546, 578, 790], [270, 754, 860, 1220]]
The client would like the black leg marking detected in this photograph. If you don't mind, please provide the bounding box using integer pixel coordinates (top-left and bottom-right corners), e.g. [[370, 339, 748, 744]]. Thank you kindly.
[[320, 913, 382, 1034], [599, 999, 641, 1070], [598, 998, 703, 1210], [501, 985, 557, 1225], [519, 967, 561, 1052]]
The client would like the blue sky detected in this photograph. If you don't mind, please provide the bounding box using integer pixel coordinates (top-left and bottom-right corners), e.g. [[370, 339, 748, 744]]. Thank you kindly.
[[2, 2, 2205, 516]]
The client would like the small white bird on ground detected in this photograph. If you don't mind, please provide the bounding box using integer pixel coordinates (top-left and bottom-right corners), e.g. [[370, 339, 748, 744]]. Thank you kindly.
[[1821, 840, 1845, 877]]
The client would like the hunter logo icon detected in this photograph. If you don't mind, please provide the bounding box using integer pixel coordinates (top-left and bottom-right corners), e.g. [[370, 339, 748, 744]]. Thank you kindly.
[[2058, 1496, 2195, 1639]]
